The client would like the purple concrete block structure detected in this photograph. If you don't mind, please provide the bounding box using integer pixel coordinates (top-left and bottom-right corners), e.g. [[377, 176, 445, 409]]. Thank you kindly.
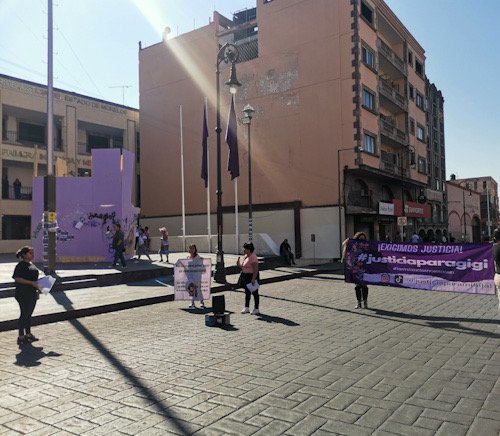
[[32, 149, 139, 263]]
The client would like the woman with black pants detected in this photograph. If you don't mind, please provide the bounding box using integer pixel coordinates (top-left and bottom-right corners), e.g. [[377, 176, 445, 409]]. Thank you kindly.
[[237, 242, 260, 315], [13, 246, 41, 345]]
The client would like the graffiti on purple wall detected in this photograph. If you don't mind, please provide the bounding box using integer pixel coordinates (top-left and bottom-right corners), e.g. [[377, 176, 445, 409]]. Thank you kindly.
[[31, 149, 139, 262]]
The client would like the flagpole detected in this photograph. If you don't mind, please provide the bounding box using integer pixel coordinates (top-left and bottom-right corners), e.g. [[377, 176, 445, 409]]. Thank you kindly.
[[205, 98, 212, 253], [180, 105, 186, 250], [235, 178, 239, 253]]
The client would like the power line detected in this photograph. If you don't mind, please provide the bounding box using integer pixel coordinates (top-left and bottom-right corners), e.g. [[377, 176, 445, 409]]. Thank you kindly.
[[56, 28, 105, 98]]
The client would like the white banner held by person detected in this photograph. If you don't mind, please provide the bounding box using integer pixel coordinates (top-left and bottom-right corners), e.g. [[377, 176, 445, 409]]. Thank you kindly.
[[174, 258, 212, 301]]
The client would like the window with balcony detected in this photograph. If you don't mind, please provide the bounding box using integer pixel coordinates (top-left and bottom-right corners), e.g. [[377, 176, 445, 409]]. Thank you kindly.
[[363, 132, 376, 154], [18, 122, 45, 144], [362, 45, 375, 69], [1, 116, 6, 140], [361, 1, 373, 24], [417, 124, 425, 141], [415, 59, 424, 76], [408, 84, 414, 100], [88, 134, 109, 150], [418, 157, 426, 174], [136, 132, 140, 163], [416, 92, 424, 109], [362, 88, 376, 111]]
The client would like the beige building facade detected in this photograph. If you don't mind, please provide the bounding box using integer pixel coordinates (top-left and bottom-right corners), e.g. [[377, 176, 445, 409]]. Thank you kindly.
[[446, 180, 481, 243], [0, 74, 139, 254], [451, 176, 499, 241], [139, 0, 440, 258]]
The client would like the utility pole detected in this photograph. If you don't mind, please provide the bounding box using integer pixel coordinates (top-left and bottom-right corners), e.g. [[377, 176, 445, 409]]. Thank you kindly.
[[45, 0, 56, 274], [486, 183, 492, 239], [109, 85, 132, 105]]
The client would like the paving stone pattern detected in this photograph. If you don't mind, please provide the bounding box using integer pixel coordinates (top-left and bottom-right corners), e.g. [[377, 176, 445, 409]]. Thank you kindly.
[[0, 274, 499, 435]]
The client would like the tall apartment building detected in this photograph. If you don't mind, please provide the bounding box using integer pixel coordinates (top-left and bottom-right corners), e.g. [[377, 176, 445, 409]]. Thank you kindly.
[[452, 176, 499, 240], [0, 74, 140, 253], [424, 79, 447, 241], [139, 0, 443, 258]]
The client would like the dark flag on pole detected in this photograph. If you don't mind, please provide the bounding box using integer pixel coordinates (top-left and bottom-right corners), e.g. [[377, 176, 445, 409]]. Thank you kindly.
[[201, 105, 208, 188], [226, 96, 239, 180], [201, 104, 209, 187]]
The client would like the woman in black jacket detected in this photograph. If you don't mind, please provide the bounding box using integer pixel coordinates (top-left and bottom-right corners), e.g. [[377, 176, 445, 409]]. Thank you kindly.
[[13, 246, 41, 345]]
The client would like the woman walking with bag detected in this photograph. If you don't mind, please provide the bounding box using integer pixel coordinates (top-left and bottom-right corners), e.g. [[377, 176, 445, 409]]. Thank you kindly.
[[158, 227, 169, 262], [13, 246, 42, 345], [237, 242, 260, 315]]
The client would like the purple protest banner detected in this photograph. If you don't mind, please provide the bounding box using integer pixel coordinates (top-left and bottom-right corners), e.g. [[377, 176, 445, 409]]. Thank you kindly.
[[344, 240, 495, 295]]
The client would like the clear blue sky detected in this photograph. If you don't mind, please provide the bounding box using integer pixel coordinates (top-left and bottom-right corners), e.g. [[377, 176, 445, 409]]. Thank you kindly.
[[0, 0, 498, 182]]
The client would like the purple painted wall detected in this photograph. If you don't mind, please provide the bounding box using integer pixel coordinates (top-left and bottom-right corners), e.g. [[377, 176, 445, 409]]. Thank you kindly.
[[32, 149, 139, 262]]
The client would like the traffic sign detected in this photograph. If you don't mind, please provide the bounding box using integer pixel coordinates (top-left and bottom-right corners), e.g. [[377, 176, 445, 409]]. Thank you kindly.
[[397, 216, 407, 226]]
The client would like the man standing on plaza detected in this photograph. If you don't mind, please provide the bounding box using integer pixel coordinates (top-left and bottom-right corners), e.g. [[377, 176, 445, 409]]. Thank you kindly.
[[111, 223, 126, 268], [280, 239, 296, 266]]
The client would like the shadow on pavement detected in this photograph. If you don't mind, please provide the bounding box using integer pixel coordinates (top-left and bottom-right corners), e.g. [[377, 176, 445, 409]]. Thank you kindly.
[[373, 308, 499, 326], [220, 324, 239, 331], [15, 344, 61, 367], [180, 307, 212, 314], [255, 314, 300, 326], [48, 288, 194, 434], [261, 293, 499, 338], [373, 308, 500, 338]]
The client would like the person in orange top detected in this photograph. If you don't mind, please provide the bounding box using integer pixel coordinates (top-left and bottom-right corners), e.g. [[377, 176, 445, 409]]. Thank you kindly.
[[237, 242, 260, 315]]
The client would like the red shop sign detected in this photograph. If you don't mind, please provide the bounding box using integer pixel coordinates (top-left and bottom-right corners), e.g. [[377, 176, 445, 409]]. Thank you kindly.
[[392, 199, 431, 218]]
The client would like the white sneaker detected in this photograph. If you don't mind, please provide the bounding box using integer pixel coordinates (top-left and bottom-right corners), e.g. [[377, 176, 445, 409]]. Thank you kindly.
[[200, 302, 205, 309], [251, 308, 260, 315], [241, 307, 250, 314], [189, 303, 195, 309]]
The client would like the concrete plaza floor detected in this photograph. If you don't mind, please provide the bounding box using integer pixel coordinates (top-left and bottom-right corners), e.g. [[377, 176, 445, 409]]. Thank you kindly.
[[0, 270, 499, 435]]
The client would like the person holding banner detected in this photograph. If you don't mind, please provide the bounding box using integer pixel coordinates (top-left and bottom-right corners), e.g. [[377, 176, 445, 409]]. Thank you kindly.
[[237, 242, 260, 315], [352, 232, 369, 309], [493, 228, 500, 310], [187, 244, 205, 309], [12, 246, 42, 345]]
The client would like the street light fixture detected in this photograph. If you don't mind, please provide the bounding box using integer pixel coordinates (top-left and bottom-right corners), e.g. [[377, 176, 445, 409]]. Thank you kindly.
[[241, 104, 255, 241], [214, 43, 241, 284], [462, 187, 472, 242]]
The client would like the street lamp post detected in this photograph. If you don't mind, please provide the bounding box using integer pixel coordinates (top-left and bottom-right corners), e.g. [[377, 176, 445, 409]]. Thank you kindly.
[[242, 104, 255, 242], [399, 145, 415, 241], [214, 43, 241, 284], [463, 188, 467, 241], [46, 0, 56, 274]]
